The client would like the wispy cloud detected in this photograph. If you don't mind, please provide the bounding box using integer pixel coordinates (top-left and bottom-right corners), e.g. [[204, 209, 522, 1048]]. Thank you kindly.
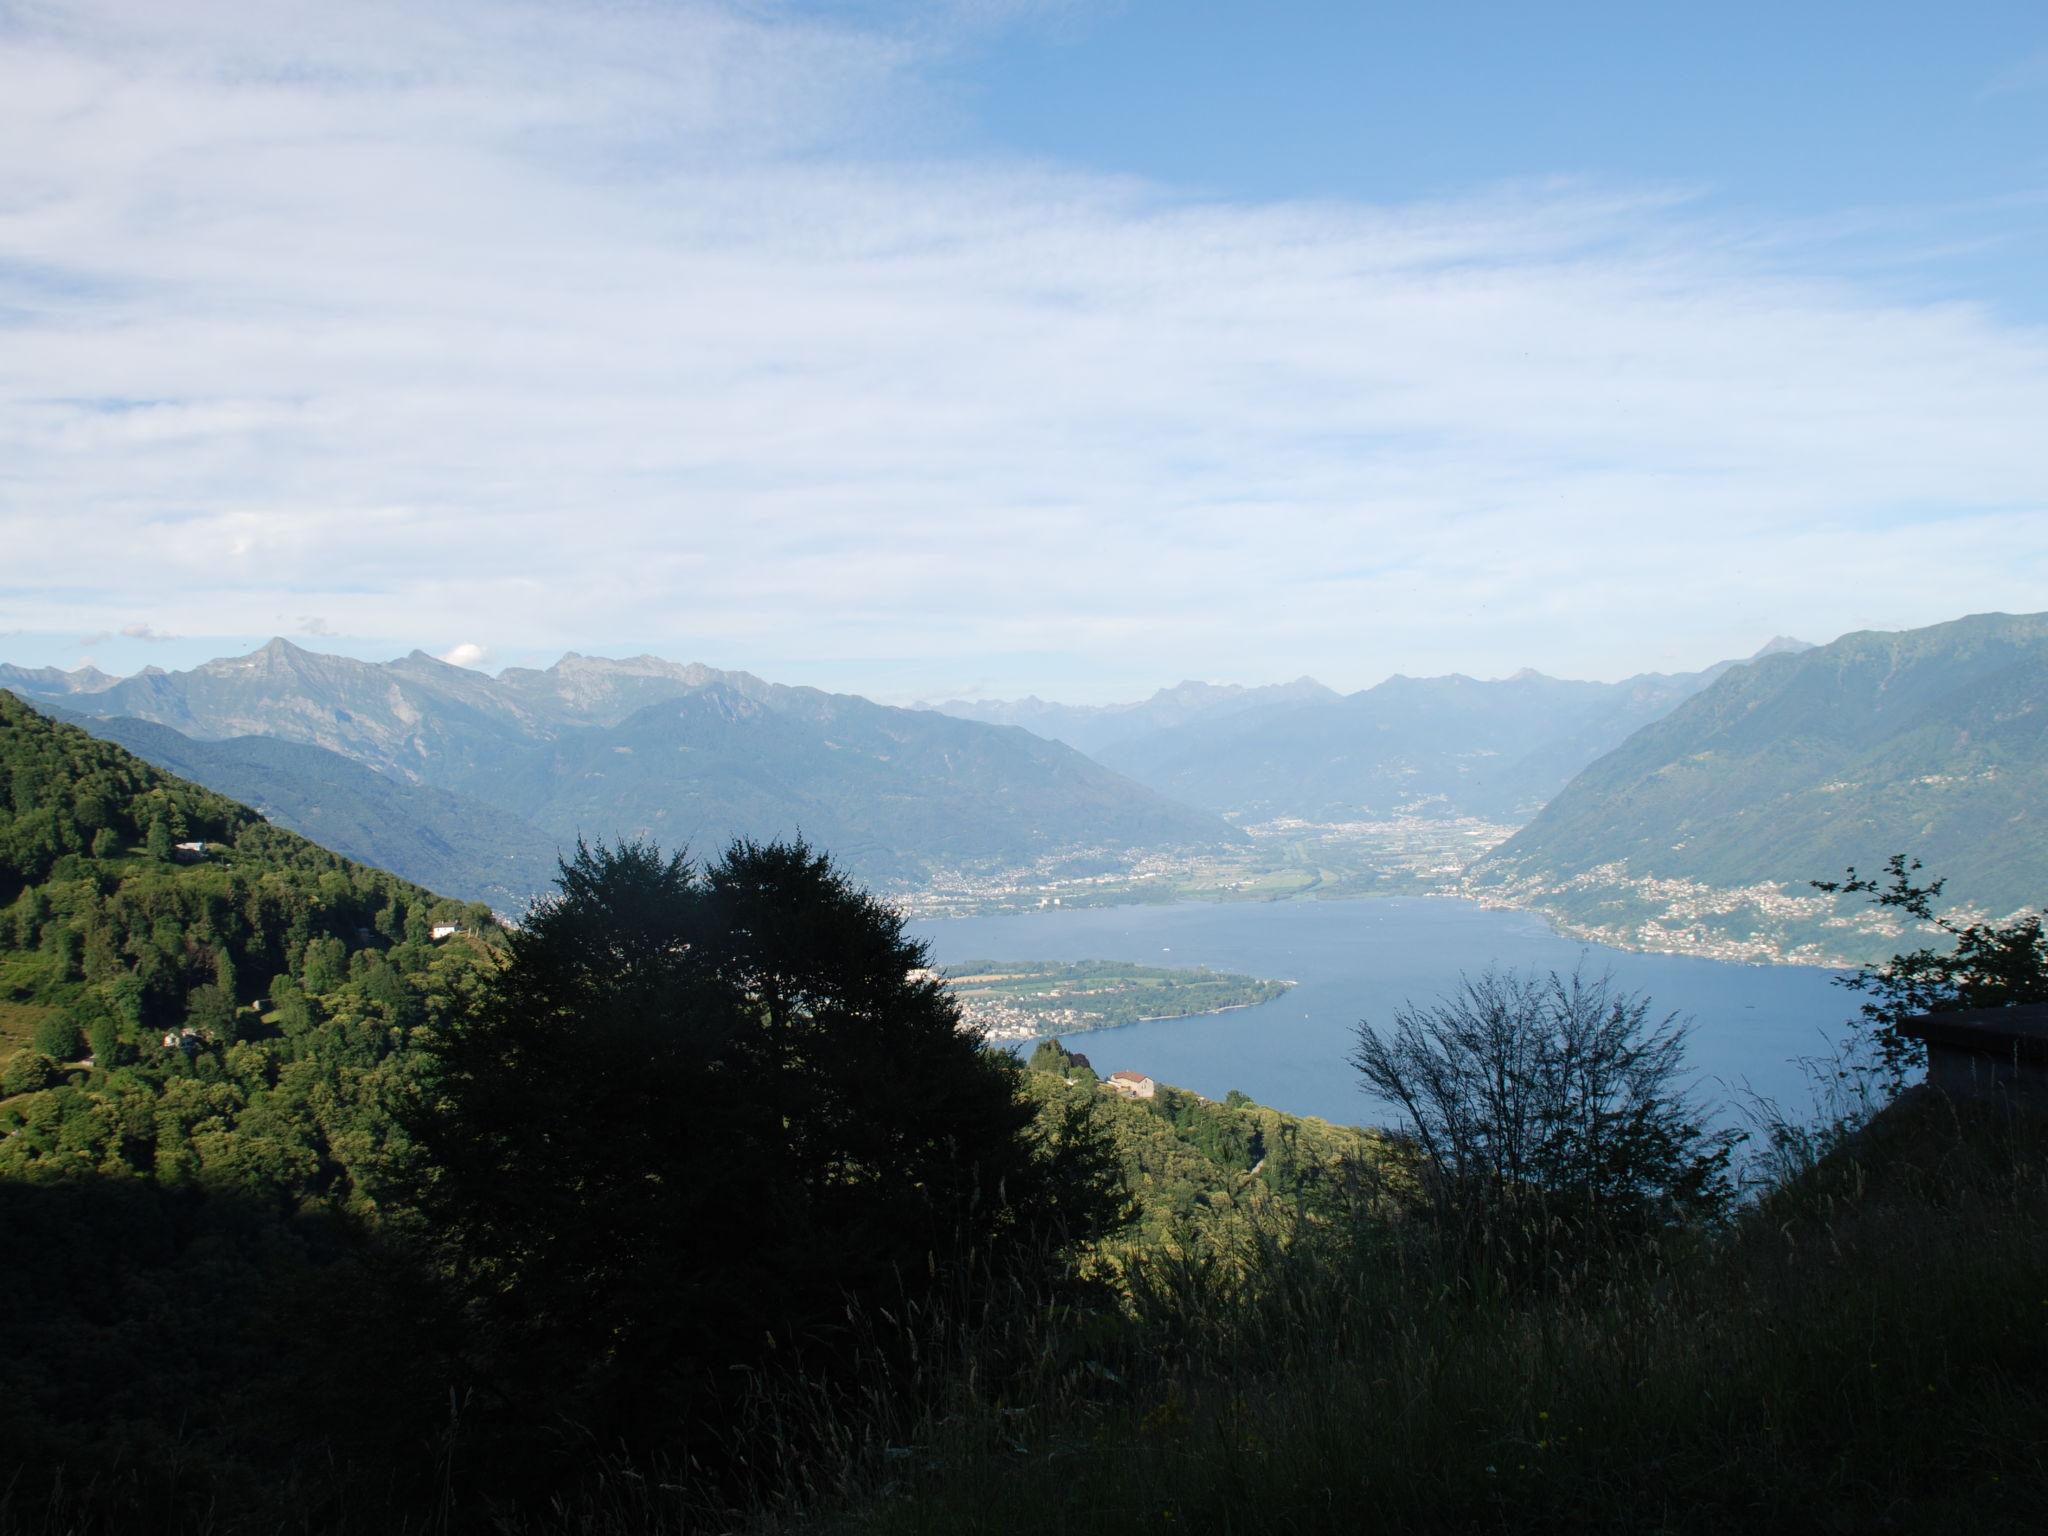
[[438, 642, 492, 669], [2, 0, 2045, 697], [78, 622, 182, 645]]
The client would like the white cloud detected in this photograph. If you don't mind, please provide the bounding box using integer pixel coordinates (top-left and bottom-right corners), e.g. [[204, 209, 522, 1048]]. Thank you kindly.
[[439, 642, 492, 670], [1, 1, 2045, 699], [120, 623, 182, 642]]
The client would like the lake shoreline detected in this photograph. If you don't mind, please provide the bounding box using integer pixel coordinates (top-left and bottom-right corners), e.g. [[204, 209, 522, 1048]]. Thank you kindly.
[[911, 895, 1855, 1130]]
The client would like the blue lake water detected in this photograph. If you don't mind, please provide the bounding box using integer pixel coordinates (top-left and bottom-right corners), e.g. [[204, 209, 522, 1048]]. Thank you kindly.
[[909, 897, 1858, 1132]]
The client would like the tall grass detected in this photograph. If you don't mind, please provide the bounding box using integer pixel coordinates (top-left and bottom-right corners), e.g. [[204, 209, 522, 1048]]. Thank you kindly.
[[831, 1089, 2048, 1536], [9, 1091, 2047, 1534]]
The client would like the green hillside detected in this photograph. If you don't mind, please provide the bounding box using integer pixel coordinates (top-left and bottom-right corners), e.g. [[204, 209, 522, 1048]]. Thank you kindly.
[[1468, 612, 2048, 961], [1022, 1040, 1382, 1254], [0, 689, 505, 1201]]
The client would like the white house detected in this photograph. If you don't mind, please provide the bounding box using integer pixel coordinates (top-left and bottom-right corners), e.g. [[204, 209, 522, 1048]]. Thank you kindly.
[[1106, 1070, 1157, 1100], [173, 841, 209, 860], [430, 924, 461, 940]]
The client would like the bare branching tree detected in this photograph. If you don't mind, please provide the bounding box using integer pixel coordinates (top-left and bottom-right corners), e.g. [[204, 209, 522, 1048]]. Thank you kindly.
[[1353, 967, 1739, 1246]]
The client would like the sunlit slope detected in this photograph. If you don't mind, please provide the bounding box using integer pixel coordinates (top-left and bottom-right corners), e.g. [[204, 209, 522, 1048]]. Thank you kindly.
[[1475, 611, 2048, 919], [0, 689, 503, 1207]]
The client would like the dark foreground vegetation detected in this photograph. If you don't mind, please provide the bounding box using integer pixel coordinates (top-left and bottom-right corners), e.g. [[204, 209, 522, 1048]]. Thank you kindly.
[[833, 1090, 2048, 1536], [4, 689, 2048, 1533]]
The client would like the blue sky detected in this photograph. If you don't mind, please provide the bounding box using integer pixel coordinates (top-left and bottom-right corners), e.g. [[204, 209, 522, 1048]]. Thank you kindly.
[[1, 0, 2045, 701], [934, 2, 2048, 312]]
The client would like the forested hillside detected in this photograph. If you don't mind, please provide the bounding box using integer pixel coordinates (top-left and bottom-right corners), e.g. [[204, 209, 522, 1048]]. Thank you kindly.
[[0, 690, 504, 1198], [1468, 612, 2048, 961], [1022, 1040, 1384, 1253], [0, 692, 518, 1520]]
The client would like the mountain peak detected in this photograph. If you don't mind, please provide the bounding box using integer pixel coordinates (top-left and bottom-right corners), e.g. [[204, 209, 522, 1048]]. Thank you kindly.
[[212, 637, 318, 674], [1750, 636, 1815, 660]]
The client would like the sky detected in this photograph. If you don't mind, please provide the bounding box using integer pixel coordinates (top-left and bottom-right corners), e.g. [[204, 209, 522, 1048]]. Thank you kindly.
[[1, 0, 2045, 703]]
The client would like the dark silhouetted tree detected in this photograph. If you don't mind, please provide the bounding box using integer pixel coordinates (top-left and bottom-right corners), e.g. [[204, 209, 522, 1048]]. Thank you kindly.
[[412, 837, 1124, 1453]]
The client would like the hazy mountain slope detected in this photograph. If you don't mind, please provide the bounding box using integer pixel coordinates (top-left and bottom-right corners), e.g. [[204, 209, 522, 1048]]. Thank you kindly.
[[10, 642, 1234, 888], [449, 683, 1244, 887], [9, 643, 787, 770], [929, 677, 1340, 757], [41, 639, 545, 784], [0, 663, 116, 696], [1094, 662, 1753, 822], [55, 712, 563, 912], [491, 653, 773, 726], [1468, 612, 2048, 954]]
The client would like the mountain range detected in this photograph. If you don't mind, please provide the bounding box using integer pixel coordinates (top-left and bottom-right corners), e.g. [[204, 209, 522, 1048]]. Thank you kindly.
[[7, 616, 2036, 963], [941, 640, 1814, 824], [927, 677, 1343, 758], [6, 640, 1240, 903]]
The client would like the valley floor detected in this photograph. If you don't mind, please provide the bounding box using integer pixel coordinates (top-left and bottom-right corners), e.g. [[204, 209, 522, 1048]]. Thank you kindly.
[[898, 816, 1906, 970], [897, 816, 1517, 919]]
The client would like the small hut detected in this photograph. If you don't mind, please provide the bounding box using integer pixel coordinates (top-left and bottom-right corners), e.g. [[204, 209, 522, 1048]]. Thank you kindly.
[[1900, 1004, 2048, 1103]]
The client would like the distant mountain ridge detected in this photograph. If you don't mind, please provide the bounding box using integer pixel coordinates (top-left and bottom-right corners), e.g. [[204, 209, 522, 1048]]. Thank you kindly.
[[1466, 612, 2048, 960], [927, 677, 1341, 757], [7, 640, 1240, 895], [0, 662, 118, 696], [1063, 642, 1814, 823]]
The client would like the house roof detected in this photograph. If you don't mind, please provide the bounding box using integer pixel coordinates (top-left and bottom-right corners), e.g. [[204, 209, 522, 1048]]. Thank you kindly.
[[1108, 1070, 1151, 1084], [1901, 1003, 2048, 1062]]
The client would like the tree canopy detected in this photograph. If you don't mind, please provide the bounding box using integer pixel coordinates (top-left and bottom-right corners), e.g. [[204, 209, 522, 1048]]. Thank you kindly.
[[411, 837, 1129, 1447]]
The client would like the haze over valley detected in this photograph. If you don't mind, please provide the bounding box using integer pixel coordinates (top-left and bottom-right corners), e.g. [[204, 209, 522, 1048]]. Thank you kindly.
[[7, 610, 2039, 969]]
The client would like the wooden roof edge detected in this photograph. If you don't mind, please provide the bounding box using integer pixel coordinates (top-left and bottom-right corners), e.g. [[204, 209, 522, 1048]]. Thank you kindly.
[[1901, 1002, 2048, 1057]]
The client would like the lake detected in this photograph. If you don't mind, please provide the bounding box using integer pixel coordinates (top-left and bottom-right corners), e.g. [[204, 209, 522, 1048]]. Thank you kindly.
[[910, 896, 1859, 1131]]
